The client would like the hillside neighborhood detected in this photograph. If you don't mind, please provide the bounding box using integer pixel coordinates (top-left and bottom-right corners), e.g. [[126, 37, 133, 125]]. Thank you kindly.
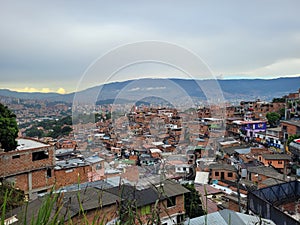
[[1, 87, 300, 225]]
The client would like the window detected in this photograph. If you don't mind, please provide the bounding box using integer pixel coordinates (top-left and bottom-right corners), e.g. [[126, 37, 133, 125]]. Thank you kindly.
[[32, 151, 49, 161], [12, 155, 20, 159], [215, 171, 219, 176], [96, 164, 102, 170], [141, 205, 151, 215], [177, 214, 184, 223], [37, 189, 47, 195], [183, 167, 186, 171], [278, 161, 283, 164], [47, 168, 52, 178], [228, 172, 233, 177], [167, 196, 176, 208]]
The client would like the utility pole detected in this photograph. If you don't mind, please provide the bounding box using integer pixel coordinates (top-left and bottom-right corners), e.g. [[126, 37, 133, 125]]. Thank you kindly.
[[285, 97, 287, 120], [236, 169, 242, 212]]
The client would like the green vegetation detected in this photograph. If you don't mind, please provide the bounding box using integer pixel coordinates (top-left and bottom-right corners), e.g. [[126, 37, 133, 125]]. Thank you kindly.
[[183, 183, 205, 219], [25, 127, 44, 138], [0, 103, 19, 151], [1, 187, 66, 225], [47, 125, 73, 139], [279, 108, 285, 119], [266, 112, 281, 127], [272, 97, 286, 103], [0, 182, 24, 212], [24, 115, 73, 139], [72, 112, 111, 124], [287, 134, 300, 145], [0, 184, 184, 225], [0, 179, 209, 225]]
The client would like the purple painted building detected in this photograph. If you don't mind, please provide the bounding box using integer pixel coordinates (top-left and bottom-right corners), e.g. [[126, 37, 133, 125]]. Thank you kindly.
[[233, 120, 267, 140]]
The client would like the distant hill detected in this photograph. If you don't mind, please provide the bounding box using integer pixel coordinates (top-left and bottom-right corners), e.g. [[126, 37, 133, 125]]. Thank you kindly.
[[0, 89, 63, 100], [0, 89, 74, 102], [0, 77, 299, 104]]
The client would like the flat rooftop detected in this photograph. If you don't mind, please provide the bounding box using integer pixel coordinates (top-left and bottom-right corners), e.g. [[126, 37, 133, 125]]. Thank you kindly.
[[17, 138, 50, 150], [281, 120, 300, 127]]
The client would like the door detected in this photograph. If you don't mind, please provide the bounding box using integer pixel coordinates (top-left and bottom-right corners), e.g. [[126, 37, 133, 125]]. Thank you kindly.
[[221, 172, 225, 180]]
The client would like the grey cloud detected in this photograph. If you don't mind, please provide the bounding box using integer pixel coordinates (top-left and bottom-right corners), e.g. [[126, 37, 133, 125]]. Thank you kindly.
[[0, 0, 300, 91]]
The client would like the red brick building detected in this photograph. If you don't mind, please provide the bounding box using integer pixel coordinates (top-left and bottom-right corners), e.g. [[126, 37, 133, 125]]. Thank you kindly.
[[209, 163, 238, 182], [0, 138, 95, 200], [281, 120, 300, 141], [0, 138, 56, 199], [7, 179, 189, 225]]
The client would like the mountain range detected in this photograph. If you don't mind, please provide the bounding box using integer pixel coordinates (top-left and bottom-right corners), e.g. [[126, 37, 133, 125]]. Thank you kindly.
[[0, 77, 299, 104]]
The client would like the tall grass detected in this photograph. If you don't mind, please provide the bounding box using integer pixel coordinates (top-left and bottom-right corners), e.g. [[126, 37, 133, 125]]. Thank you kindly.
[[28, 189, 65, 225], [1, 189, 9, 225], [1, 180, 203, 225]]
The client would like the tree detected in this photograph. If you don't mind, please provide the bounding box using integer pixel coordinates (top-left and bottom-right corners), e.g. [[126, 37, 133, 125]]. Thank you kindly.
[[272, 97, 286, 103], [287, 134, 300, 146], [183, 183, 205, 219], [266, 112, 281, 127], [47, 125, 73, 138], [59, 115, 72, 125], [279, 108, 285, 119], [61, 125, 72, 135], [25, 127, 44, 138], [0, 103, 18, 151]]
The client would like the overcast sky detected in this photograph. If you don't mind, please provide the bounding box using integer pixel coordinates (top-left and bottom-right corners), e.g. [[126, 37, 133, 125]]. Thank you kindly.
[[1, 1, 300, 93]]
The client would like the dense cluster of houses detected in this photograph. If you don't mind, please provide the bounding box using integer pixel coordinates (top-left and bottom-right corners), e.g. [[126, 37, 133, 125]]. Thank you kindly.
[[2, 88, 300, 224]]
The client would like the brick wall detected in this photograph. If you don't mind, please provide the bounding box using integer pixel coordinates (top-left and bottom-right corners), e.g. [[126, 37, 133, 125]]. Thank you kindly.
[[159, 195, 185, 219], [210, 169, 237, 181], [281, 122, 299, 136], [13, 174, 28, 191], [0, 146, 55, 177], [54, 165, 91, 188], [249, 173, 268, 184], [31, 169, 55, 189], [5, 166, 91, 196], [227, 199, 240, 212], [131, 195, 186, 224], [71, 204, 118, 225], [13, 169, 55, 191], [260, 157, 286, 169]]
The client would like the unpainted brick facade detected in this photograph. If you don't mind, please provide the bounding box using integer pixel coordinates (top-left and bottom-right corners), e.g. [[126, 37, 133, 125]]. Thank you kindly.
[[210, 169, 237, 182], [134, 194, 185, 225], [54, 165, 91, 188], [0, 145, 55, 177], [0, 142, 92, 199], [281, 121, 300, 137], [70, 204, 118, 225]]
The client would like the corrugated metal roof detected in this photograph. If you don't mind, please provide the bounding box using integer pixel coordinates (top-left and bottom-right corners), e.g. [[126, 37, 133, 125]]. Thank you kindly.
[[234, 148, 251, 154], [8, 187, 120, 223], [184, 209, 276, 225], [262, 154, 291, 160], [105, 185, 159, 207], [104, 179, 189, 207], [64, 188, 119, 213], [85, 155, 104, 163], [159, 179, 190, 198]]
